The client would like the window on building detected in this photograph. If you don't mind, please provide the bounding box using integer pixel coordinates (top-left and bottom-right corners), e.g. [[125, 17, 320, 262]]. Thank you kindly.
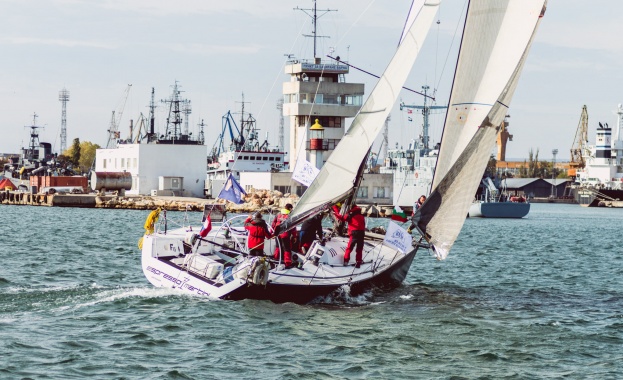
[[133, 158, 137, 168], [300, 93, 309, 104], [103, 159, 107, 169], [121, 158, 125, 168], [171, 178, 180, 189], [274, 185, 291, 194], [316, 116, 342, 128], [263, 156, 268, 161], [345, 94, 363, 106], [269, 157, 274, 161], [296, 186, 307, 196], [324, 94, 338, 104], [276, 157, 281, 161], [357, 186, 368, 198], [314, 94, 323, 104], [297, 115, 308, 127], [373, 186, 391, 199]]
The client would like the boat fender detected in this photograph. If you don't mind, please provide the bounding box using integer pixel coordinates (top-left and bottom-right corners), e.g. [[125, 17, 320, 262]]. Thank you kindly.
[[250, 258, 270, 286]]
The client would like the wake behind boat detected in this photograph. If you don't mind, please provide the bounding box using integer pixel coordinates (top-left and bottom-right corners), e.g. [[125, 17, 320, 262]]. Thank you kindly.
[[139, 0, 547, 303]]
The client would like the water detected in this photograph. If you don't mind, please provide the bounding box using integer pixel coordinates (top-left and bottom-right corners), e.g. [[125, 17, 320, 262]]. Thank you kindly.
[[1, 204, 622, 379]]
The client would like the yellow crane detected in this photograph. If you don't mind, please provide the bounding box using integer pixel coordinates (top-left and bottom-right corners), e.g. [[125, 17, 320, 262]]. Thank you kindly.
[[568, 105, 588, 177]]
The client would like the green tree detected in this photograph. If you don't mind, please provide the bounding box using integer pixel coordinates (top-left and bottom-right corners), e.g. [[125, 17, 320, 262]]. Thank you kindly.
[[70, 138, 81, 168], [485, 155, 497, 177], [527, 148, 540, 177], [78, 141, 100, 173]]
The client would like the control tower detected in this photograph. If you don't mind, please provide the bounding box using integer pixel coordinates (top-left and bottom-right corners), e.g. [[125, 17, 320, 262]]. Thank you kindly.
[[283, 57, 364, 168]]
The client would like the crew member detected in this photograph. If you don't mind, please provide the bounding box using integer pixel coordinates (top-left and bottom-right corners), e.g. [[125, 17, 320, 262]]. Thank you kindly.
[[299, 213, 324, 253], [244, 212, 272, 256], [272, 203, 295, 267], [408, 195, 426, 233], [333, 204, 366, 268]]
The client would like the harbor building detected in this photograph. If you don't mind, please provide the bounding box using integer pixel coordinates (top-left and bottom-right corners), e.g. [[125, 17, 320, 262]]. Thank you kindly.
[[94, 143, 207, 197], [282, 57, 364, 174]]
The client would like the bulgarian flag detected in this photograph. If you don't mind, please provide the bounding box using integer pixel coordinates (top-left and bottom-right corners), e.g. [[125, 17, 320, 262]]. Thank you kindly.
[[199, 215, 212, 237], [391, 206, 408, 223]]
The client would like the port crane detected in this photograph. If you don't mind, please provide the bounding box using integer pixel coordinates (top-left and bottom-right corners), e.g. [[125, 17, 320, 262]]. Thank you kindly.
[[568, 105, 588, 177], [106, 84, 132, 148]]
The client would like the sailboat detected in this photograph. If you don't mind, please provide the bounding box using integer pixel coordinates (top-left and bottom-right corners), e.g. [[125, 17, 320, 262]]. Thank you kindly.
[[139, 0, 547, 303]]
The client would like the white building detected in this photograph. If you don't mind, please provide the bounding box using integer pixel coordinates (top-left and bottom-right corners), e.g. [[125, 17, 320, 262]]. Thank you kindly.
[[240, 171, 393, 205], [94, 143, 207, 197]]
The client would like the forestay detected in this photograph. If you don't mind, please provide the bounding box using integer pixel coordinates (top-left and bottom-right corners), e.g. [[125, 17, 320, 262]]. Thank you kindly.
[[418, 0, 547, 259], [285, 0, 441, 228]]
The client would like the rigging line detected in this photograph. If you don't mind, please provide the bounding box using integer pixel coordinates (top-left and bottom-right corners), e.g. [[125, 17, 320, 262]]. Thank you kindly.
[[255, 18, 308, 123], [434, 0, 469, 94], [395, 170, 410, 203], [326, 55, 434, 100], [332, 0, 376, 49]]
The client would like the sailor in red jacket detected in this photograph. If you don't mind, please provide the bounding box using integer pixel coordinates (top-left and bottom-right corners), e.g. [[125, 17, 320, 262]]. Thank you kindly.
[[333, 204, 366, 268], [271, 204, 295, 267], [244, 212, 272, 256]]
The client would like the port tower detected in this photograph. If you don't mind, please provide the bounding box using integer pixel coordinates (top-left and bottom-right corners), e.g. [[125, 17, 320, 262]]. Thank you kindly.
[[59, 88, 70, 153]]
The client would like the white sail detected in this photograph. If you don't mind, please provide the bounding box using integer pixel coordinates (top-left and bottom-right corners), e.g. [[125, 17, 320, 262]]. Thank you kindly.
[[288, 1, 441, 223], [400, 0, 426, 46], [418, 0, 547, 259], [432, 0, 547, 191]]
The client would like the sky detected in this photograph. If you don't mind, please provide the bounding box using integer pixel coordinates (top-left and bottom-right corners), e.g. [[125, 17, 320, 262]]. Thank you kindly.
[[1, 0, 622, 162]]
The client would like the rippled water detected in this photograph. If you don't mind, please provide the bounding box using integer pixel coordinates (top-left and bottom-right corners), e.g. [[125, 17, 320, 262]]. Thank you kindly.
[[1, 204, 622, 379]]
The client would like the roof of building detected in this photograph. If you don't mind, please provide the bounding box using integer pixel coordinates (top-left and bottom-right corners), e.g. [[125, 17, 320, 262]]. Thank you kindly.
[[502, 177, 571, 189], [502, 178, 540, 188]]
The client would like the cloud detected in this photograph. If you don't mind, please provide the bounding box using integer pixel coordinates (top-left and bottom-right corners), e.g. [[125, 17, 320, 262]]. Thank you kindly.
[[59, 0, 286, 18], [164, 42, 263, 56], [0, 36, 115, 49]]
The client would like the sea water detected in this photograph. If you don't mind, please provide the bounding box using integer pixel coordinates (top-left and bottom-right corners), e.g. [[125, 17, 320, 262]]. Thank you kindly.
[[1, 204, 622, 379]]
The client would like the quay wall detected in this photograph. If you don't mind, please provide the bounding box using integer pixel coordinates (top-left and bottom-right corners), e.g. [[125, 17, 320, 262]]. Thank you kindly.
[[0, 188, 396, 216]]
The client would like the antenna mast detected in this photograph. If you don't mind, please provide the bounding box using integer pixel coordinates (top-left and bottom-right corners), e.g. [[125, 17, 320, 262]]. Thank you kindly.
[[59, 88, 70, 153], [294, 0, 336, 58]]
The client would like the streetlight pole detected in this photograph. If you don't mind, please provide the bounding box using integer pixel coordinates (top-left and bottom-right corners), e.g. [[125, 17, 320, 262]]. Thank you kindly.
[[551, 149, 558, 198]]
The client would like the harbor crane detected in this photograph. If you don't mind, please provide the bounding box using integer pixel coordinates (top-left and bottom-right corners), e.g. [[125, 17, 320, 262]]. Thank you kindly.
[[106, 84, 132, 148], [568, 105, 588, 177]]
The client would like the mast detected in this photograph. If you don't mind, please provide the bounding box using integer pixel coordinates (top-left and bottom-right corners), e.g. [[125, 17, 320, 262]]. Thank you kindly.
[[24, 112, 43, 161], [294, 0, 336, 58], [149, 87, 156, 142], [399, 85, 447, 155]]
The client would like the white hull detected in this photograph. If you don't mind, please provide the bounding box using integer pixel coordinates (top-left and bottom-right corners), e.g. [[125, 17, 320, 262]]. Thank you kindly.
[[141, 222, 417, 303]]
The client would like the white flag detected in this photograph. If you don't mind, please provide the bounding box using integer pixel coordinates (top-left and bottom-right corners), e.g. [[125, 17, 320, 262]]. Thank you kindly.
[[383, 221, 413, 253], [291, 157, 320, 187]]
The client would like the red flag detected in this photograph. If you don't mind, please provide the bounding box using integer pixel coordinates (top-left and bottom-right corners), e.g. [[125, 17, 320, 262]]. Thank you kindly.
[[199, 215, 212, 237]]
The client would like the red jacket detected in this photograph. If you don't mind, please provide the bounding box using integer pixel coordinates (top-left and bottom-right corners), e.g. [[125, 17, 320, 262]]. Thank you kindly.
[[334, 206, 366, 234], [271, 213, 296, 239], [245, 217, 272, 250]]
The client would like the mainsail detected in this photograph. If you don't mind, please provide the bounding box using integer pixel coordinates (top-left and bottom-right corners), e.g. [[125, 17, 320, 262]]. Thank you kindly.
[[283, 0, 442, 229], [418, 0, 548, 259]]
